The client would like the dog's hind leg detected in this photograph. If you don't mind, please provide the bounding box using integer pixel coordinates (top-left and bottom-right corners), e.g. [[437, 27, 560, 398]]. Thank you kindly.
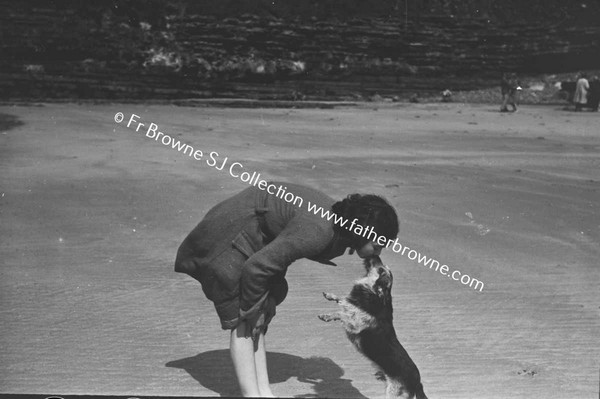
[[322, 292, 341, 302]]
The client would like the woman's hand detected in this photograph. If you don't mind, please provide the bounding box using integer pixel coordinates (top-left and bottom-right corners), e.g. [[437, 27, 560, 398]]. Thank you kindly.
[[242, 295, 277, 339]]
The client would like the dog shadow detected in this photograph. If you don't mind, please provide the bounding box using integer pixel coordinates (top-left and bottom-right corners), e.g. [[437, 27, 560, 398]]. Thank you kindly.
[[166, 350, 367, 398]]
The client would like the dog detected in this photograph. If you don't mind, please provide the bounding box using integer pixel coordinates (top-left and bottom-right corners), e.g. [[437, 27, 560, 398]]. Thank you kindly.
[[318, 256, 428, 399]]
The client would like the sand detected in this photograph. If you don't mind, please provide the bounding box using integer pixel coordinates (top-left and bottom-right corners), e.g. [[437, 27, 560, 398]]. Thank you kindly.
[[0, 102, 598, 398]]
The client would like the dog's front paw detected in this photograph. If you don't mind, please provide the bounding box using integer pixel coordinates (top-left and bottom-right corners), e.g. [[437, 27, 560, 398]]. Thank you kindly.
[[318, 313, 336, 322], [323, 292, 340, 302]]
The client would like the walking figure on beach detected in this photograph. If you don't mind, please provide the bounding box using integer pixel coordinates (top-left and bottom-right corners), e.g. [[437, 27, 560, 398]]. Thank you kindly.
[[500, 72, 520, 112]]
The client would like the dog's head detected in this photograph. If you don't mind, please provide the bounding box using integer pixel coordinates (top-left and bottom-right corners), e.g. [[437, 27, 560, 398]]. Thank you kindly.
[[351, 255, 393, 313], [364, 255, 393, 297]]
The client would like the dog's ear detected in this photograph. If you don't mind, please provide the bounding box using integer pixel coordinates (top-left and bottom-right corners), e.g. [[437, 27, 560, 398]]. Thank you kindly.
[[375, 278, 391, 296], [374, 270, 393, 305], [374, 282, 391, 310]]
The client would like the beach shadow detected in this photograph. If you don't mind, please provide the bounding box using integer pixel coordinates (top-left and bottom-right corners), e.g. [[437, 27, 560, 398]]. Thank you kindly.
[[166, 350, 367, 398]]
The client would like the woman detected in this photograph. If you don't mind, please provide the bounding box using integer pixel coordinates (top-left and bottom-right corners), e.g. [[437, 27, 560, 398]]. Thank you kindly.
[[500, 72, 520, 112], [175, 181, 399, 397], [574, 73, 589, 111]]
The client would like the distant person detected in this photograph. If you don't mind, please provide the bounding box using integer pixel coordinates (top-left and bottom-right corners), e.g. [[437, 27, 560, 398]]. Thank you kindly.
[[585, 75, 599, 112], [441, 89, 453, 102], [500, 72, 520, 112], [500, 72, 510, 111], [573, 73, 589, 112]]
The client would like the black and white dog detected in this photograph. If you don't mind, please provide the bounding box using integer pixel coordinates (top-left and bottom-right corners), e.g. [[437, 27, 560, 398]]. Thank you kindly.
[[318, 256, 428, 399]]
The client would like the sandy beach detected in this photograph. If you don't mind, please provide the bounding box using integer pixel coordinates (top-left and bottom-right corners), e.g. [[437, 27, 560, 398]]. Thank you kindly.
[[0, 102, 598, 398]]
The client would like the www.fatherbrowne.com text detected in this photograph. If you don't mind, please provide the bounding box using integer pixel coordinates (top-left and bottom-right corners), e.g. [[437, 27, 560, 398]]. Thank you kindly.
[[114, 112, 484, 292]]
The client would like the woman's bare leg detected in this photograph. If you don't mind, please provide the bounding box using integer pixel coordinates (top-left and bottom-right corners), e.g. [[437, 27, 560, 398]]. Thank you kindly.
[[253, 331, 274, 397], [230, 322, 260, 397]]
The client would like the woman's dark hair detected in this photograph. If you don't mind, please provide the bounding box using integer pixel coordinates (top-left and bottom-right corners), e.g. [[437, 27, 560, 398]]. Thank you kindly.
[[331, 194, 399, 249]]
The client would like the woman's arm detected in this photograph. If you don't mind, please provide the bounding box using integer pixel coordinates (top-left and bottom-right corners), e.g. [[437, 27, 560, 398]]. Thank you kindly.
[[239, 216, 331, 314]]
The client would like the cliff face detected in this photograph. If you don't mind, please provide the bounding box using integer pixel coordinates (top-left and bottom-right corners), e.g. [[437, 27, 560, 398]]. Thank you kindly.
[[1, 0, 599, 101]]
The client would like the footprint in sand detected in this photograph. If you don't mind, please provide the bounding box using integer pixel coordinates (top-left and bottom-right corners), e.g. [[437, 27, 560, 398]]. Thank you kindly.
[[465, 212, 491, 236]]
